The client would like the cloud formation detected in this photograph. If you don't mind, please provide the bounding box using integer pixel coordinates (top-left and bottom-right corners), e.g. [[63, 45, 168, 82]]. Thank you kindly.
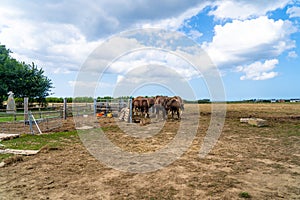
[[209, 0, 290, 20], [287, 6, 300, 18], [0, 0, 206, 74], [202, 16, 296, 67], [0, 0, 298, 84], [237, 59, 279, 80]]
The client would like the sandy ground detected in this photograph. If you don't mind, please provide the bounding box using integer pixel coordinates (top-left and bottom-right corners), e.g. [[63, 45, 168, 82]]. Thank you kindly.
[[0, 104, 299, 199]]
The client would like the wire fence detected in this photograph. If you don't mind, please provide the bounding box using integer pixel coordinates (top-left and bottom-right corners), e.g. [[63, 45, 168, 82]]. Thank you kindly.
[[0, 99, 130, 134], [95, 99, 128, 115], [70, 104, 94, 116], [0, 110, 63, 134]]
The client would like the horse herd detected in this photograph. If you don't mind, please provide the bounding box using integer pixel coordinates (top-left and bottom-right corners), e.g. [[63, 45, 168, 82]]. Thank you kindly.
[[132, 96, 184, 120]]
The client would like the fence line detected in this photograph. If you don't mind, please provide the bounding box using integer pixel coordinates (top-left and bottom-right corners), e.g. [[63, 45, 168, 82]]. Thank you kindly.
[[0, 110, 63, 134], [0, 98, 133, 134], [95, 99, 129, 115]]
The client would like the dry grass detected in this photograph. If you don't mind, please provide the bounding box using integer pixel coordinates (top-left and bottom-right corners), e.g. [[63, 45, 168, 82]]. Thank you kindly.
[[0, 103, 299, 199]]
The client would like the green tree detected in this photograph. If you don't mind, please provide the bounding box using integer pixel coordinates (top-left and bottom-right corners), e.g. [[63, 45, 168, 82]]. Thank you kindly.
[[0, 44, 53, 107]]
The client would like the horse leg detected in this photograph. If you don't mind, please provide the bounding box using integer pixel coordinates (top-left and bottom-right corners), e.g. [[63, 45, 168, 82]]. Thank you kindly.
[[163, 108, 168, 120], [145, 108, 149, 118]]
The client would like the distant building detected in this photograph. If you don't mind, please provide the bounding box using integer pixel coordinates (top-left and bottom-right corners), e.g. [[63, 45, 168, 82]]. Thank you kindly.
[[290, 99, 300, 103]]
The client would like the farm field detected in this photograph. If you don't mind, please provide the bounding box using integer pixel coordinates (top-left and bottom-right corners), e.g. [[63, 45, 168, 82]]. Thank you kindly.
[[0, 103, 299, 199]]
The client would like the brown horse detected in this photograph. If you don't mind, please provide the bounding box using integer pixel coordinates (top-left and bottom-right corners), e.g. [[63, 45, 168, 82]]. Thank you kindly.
[[173, 96, 184, 113], [147, 97, 155, 114], [164, 97, 181, 120], [154, 95, 168, 119], [132, 96, 150, 118]]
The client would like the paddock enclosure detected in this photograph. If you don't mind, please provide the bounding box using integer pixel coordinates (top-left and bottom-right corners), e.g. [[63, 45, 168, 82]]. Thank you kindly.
[[0, 96, 184, 135], [0, 103, 299, 199], [0, 98, 128, 134]]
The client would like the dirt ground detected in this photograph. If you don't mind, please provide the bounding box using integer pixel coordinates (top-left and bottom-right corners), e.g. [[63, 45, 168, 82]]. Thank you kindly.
[[0, 103, 300, 199]]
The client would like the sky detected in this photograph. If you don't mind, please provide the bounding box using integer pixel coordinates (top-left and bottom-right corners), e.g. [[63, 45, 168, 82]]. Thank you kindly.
[[0, 0, 300, 101]]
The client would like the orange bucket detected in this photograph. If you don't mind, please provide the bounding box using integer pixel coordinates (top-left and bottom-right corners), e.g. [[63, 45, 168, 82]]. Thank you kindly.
[[96, 113, 104, 117]]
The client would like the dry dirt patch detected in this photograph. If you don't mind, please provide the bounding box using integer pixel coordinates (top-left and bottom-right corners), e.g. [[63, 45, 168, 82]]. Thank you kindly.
[[0, 103, 299, 199]]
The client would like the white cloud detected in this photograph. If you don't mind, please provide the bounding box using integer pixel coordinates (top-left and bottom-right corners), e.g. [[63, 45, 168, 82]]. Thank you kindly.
[[80, 29, 213, 83], [109, 49, 199, 80], [112, 64, 195, 98], [81, 36, 144, 74], [1, 0, 205, 41], [0, 0, 208, 77], [288, 51, 298, 58], [68, 80, 98, 88], [0, 11, 100, 74], [237, 59, 279, 80], [287, 6, 300, 18], [69, 80, 115, 97], [116, 75, 125, 84], [202, 16, 297, 67], [210, 0, 291, 20], [0, 0, 298, 88], [141, 2, 209, 31], [186, 30, 203, 40]]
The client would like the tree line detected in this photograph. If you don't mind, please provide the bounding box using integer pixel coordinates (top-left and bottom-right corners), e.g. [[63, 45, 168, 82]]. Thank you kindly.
[[0, 44, 52, 108], [46, 96, 131, 103]]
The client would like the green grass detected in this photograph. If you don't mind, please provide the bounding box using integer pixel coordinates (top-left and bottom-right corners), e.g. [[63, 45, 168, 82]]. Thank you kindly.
[[0, 115, 23, 122], [0, 154, 14, 162], [239, 191, 251, 198], [0, 111, 62, 122], [1, 131, 78, 150], [0, 131, 78, 162]]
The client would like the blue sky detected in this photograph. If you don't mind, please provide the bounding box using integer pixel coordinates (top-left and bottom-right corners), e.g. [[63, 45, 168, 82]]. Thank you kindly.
[[0, 0, 299, 101]]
